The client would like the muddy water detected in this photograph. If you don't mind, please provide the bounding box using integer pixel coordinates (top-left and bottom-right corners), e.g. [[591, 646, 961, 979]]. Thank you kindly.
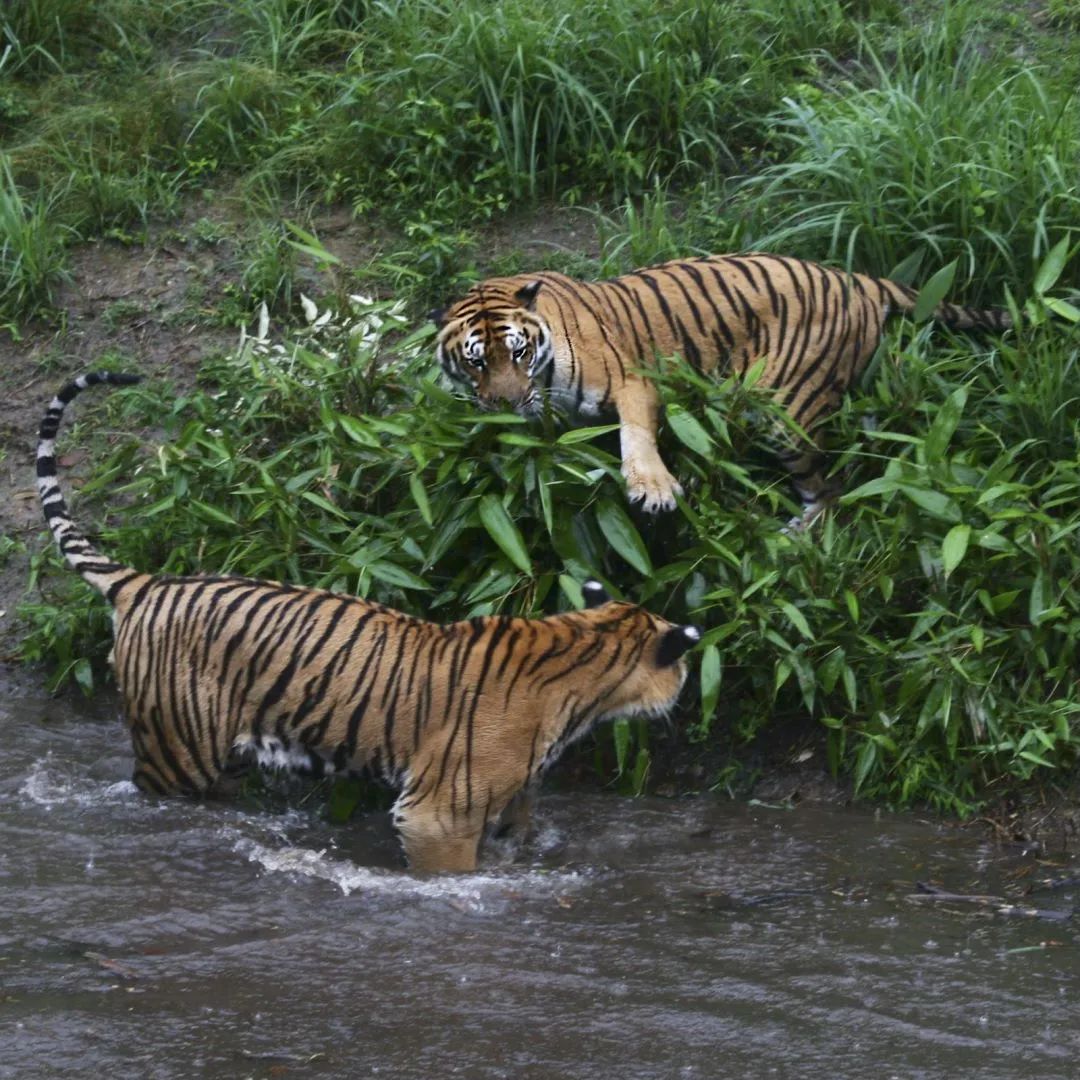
[[2, 688, 1077, 1080]]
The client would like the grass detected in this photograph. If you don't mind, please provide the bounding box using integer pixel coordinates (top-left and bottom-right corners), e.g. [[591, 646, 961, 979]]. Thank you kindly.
[[8, 0, 1080, 812]]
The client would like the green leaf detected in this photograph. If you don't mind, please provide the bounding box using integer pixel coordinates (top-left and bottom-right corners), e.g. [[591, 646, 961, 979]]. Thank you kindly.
[[887, 248, 925, 285], [594, 498, 652, 575], [666, 404, 713, 456], [538, 461, 554, 536], [285, 220, 342, 266], [190, 499, 237, 526], [559, 574, 585, 609], [1033, 236, 1070, 297], [300, 491, 350, 519], [913, 259, 958, 323], [73, 657, 94, 696], [924, 386, 967, 461], [941, 524, 971, 578], [478, 494, 532, 575], [778, 600, 814, 641], [139, 493, 177, 517], [840, 475, 900, 503], [630, 745, 651, 795], [327, 777, 365, 823], [409, 473, 432, 526], [1028, 569, 1052, 625], [1043, 296, 1080, 322], [699, 644, 721, 727], [556, 424, 619, 444], [843, 589, 859, 623], [896, 484, 961, 522], [338, 415, 380, 447], [853, 738, 878, 793], [1018, 750, 1054, 769], [364, 560, 431, 591]]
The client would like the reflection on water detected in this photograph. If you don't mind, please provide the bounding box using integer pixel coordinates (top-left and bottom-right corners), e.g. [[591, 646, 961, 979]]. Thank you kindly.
[[2, 684, 1077, 1080]]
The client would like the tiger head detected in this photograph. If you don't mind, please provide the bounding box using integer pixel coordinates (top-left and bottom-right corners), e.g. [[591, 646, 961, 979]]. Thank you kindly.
[[433, 280, 553, 415], [570, 580, 701, 721]]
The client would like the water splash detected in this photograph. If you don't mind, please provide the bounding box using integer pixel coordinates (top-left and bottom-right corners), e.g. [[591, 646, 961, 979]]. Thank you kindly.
[[234, 837, 581, 910], [18, 757, 140, 808]]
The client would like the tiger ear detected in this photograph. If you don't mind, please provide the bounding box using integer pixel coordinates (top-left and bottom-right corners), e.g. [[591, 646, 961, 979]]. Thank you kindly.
[[428, 307, 447, 328], [514, 281, 542, 311], [582, 580, 609, 608], [657, 625, 702, 667]]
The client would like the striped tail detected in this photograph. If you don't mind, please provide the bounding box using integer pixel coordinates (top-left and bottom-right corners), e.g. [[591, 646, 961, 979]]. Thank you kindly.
[[877, 277, 1013, 331], [37, 371, 143, 601]]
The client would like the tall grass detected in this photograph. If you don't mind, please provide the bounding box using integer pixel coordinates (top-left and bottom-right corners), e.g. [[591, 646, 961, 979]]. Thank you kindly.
[[0, 155, 70, 318], [737, 28, 1080, 294]]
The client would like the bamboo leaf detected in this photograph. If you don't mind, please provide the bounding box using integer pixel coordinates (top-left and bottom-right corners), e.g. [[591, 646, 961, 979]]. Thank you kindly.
[[409, 473, 432, 526], [924, 386, 967, 462], [365, 560, 431, 591], [478, 494, 533, 575], [613, 717, 632, 774], [699, 644, 721, 726], [897, 484, 962, 522], [913, 259, 958, 323], [666, 404, 713, 456], [941, 524, 971, 578], [1033, 236, 1070, 297], [595, 498, 652, 575], [556, 424, 620, 444], [779, 600, 814, 641]]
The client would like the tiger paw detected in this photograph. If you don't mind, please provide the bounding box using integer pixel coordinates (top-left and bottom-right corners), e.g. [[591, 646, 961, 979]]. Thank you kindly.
[[622, 462, 683, 514]]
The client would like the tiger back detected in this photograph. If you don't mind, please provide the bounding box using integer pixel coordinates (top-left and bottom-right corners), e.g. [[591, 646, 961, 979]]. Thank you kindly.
[[37, 373, 699, 872], [434, 253, 1011, 521]]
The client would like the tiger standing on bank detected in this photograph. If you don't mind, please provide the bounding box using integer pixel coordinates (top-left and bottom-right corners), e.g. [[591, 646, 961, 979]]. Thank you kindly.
[[36, 372, 699, 873], [434, 252, 1011, 521]]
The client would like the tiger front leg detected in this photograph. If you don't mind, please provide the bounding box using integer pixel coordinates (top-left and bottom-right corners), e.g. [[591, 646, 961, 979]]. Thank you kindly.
[[394, 803, 485, 874], [614, 379, 683, 513], [494, 778, 539, 841]]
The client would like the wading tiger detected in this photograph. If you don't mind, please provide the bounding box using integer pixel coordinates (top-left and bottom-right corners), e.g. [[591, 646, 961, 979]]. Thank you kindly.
[[434, 253, 1011, 521], [36, 372, 700, 872]]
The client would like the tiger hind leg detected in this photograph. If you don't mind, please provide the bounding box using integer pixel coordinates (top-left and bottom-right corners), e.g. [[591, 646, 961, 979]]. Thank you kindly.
[[771, 429, 837, 531]]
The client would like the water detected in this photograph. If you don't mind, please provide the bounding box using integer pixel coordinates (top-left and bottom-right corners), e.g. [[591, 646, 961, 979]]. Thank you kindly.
[[2, 684, 1077, 1080]]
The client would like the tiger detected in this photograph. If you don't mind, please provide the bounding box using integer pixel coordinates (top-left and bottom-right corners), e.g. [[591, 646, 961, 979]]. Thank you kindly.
[[36, 372, 700, 873], [433, 253, 1011, 521]]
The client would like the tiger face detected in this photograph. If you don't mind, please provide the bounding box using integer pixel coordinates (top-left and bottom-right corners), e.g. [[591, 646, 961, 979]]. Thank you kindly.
[[434, 280, 553, 415]]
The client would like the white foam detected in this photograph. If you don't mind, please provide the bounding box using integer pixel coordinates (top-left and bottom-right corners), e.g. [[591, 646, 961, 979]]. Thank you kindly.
[[234, 837, 581, 907], [19, 757, 140, 809]]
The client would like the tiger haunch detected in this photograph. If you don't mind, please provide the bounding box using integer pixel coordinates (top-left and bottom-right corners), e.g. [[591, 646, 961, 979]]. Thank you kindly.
[[37, 374, 699, 872], [434, 253, 1011, 519]]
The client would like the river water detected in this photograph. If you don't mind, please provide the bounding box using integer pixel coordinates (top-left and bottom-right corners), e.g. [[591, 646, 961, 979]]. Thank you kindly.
[[2, 685, 1077, 1080]]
